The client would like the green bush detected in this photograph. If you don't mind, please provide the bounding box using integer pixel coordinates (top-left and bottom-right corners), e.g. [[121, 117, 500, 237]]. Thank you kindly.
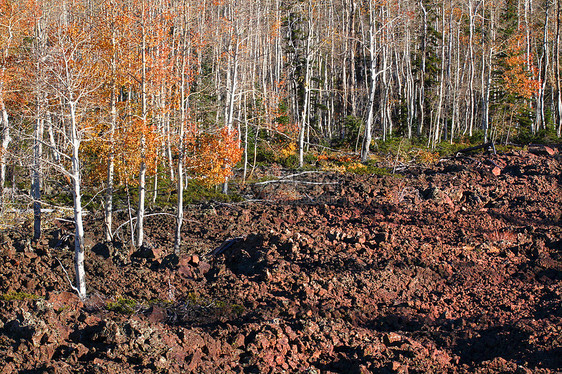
[[376, 137, 412, 156], [350, 165, 395, 176], [513, 126, 559, 145], [181, 181, 243, 205], [513, 127, 534, 145], [468, 130, 486, 144], [303, 153, 318, 165], [107, 297, 137, 314], [343, 115, 363, 145], [281, 153, 299, 168], [254, 143, 276, 164], [0, 292, 41, 301], [533, 127, 559, 144], [435, 141, 467, 156]]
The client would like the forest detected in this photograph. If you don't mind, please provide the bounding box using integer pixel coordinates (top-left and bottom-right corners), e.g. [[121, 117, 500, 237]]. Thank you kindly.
[[0, 0, 561, 372]]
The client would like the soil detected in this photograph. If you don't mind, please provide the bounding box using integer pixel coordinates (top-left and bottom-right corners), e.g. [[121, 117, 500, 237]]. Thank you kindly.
[[0, 148, 561, 374]]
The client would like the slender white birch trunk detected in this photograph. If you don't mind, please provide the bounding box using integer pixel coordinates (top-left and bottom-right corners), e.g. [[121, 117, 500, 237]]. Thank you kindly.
[[174, 16, 189, 255], [535, 3, 549, 132], [554, 0, 562, 137], [0, 98, 10, 194], [299, 6, 313, 168], [361, 0, 377, 163], [467, 0, 476, 136], [136, 2, 148, 249], [105, 24, 117, 243], [70, 100, 86, 300], [32, 103, 44, 240], [432, 4, 446, 148]]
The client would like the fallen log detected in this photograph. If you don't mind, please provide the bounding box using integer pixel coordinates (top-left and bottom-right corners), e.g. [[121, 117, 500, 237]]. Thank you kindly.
[[455, 142, 496, 156], [253, 171, 339, 186], [207, 236, 245, 258], [528, 144, 559, 156]]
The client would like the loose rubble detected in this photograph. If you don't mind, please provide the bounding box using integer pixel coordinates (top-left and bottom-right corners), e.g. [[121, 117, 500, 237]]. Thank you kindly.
[[0, 149, 560, 373]]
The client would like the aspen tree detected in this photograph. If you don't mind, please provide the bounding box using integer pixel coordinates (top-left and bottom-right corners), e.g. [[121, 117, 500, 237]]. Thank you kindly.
[[135, 0, 148, 249], [0, 0, 35, 195], [99, 0, 121, 242], [361, 0, 384, 162], [535, 2, 549, 132], [42, 0, 103, 299], [174, 0, 191, 255], [32, 10, 46, 240], [554, 0, 562, 137]]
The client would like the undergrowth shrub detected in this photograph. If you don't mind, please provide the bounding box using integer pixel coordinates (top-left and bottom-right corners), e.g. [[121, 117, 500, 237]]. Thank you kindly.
[[0, 292, 41, 301], [107, 297, 138, 314]]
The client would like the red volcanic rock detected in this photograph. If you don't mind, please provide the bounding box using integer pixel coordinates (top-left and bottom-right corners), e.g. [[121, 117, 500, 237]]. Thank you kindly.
[[197, 261, 211, 275], [47, 291, 82, 310], [146, 305, 167, 323], [189, 254, 200, 266], [0, 151, 560, 373], [544, 146, 557, 156], [384, 332, 404, 346], [432, 349, 452, 366]]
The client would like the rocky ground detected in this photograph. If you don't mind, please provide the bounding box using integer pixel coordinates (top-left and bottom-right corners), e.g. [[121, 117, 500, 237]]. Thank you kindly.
[[0, 147, 560, 373]]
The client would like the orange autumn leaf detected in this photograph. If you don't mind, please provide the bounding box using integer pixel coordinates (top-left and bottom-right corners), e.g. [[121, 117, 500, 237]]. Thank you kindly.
[[185, 127, 242, 187], [502, 31, 541, 100]]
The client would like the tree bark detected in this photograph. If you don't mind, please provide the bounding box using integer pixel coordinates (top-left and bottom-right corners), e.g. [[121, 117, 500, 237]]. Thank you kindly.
[[136, 2, 148, 249], [535, 2, 549, 133], [361, 0, 379, 163], [174, 16, 189, 255], [554, 0, 562, 137], [105, 21, 118, 243], [481, 0, 492, 142], [432, 3, 446, 148], [32, 102, 44, 241], [418, 0, 428, 136], [70, 100, 86, 300], [467, 0, 476, 136], [0, 98, 10, 195], [298, 4, 313, 168]]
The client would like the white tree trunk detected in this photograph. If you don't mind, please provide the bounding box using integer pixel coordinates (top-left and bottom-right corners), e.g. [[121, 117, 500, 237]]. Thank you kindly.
[[299, 8, 313, 168], [481, 2, 493, 142], [70, 101, 86, 300], [174, 153, 183, 255], [418, 0, 428, 135], [223, 14, 240, 194], [136, 5, 148, 249], [432, 4, 446, 148], [32, 109, 44, 240], [535, 3, 549, 132], [0, 100, 10, 194], [175, 32, 188, 255], [105, 123, 115, 242], [361, 1, 377, 163], [136, 159, 147, 249], [556, 0, 562, 137], [47, 115, 60, 163], [105, 43, 117, 242], [405, 28, 415, 139], [468, 0, 476, 136]]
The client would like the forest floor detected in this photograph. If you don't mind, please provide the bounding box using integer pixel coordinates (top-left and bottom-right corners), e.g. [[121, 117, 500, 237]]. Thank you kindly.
[[0, 147, 561, 373]]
